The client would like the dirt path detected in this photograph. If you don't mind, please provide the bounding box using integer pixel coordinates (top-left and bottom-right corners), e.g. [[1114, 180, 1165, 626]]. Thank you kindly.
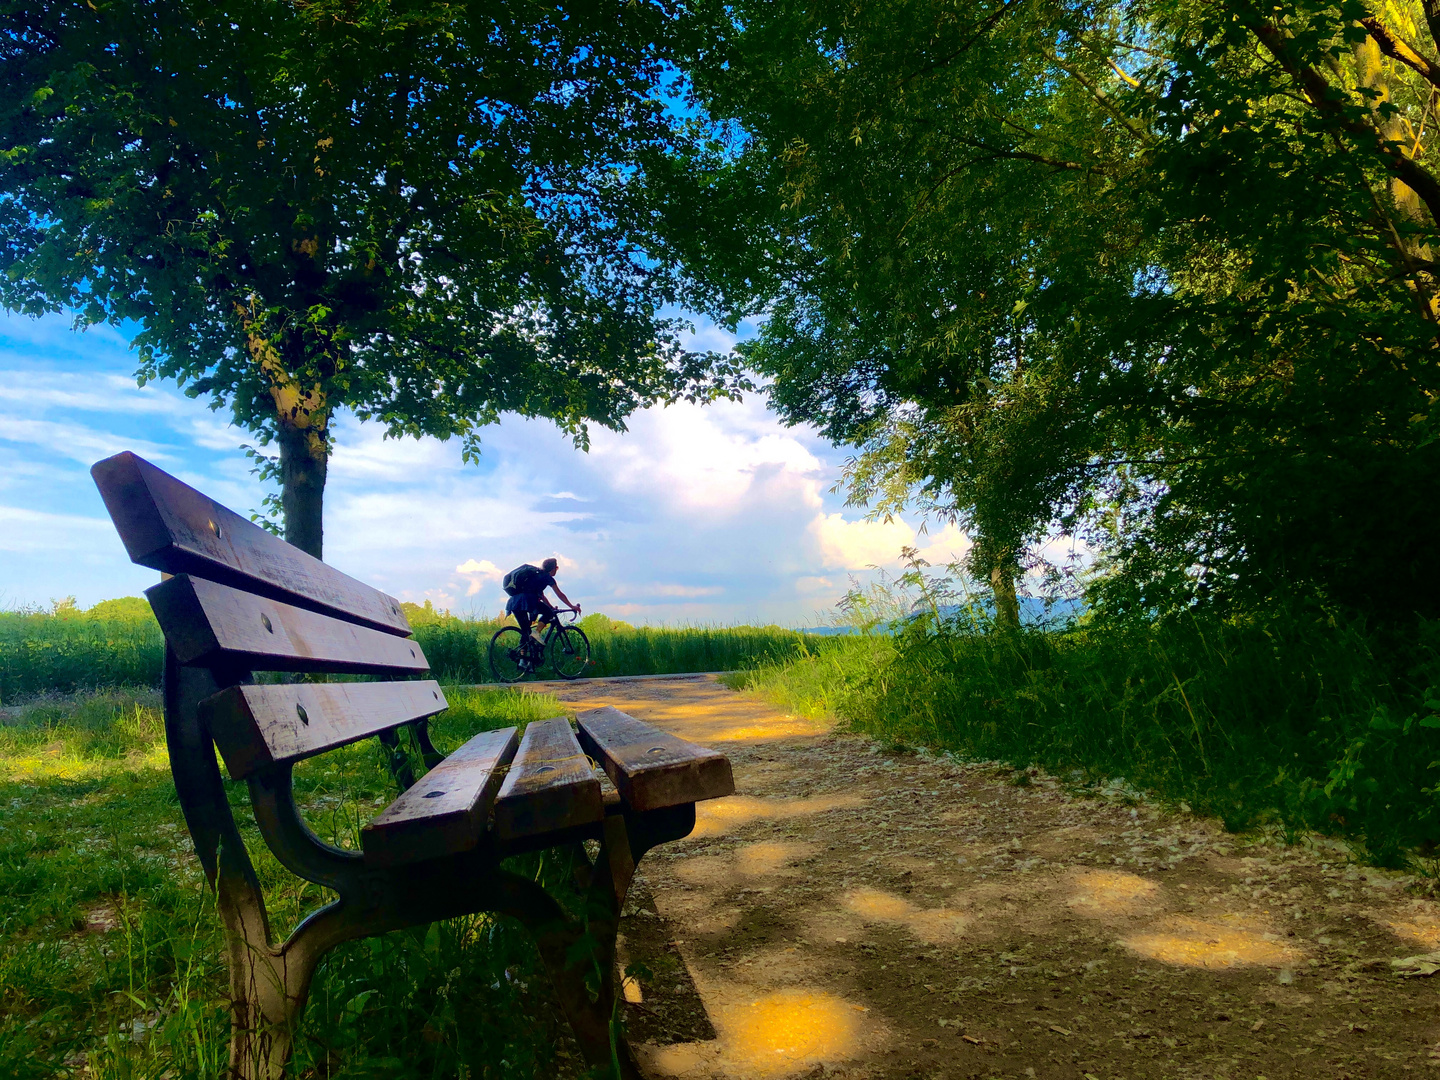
[[536, 675, 1440, 1079]]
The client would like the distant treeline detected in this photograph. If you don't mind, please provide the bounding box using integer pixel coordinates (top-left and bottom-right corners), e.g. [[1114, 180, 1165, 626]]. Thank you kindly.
[[0, 598, 808, 702]]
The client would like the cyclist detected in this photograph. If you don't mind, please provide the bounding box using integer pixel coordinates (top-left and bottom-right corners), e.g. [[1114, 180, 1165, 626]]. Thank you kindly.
[[503, 557, 580, 643]]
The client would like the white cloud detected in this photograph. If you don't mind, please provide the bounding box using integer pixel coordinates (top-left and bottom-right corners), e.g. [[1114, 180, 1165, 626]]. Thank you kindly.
[[0, 506, 119, 553], [914, 523, 973, 568], [455, 557, 503, 596], [587, 397, 826, 515], [809, 512, 916, 570], [0, 308, 995, 625]]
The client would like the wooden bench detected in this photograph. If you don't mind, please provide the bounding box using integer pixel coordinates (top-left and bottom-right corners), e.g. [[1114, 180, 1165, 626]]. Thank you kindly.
[[91, 451, 735, 1080]]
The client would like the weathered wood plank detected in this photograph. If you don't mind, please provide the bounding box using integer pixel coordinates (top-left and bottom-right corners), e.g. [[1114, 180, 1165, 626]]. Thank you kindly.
[[148, 574, 430, 675], [91, 451, 410, 634], [201, 681, 448, 779], [576, 706, 735, 812], [361, 727, 519, 866], [492, 718, 603, 841]]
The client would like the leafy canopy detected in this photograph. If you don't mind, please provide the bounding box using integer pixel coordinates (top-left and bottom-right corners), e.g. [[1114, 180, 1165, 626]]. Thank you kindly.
[[1, 0, 741, 530], [674, 0, 1440, 621]]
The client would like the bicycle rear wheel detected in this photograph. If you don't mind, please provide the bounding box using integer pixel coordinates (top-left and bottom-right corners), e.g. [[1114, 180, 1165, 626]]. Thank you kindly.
[[547, 625, 591, 680], [489, 626, 529, 683]]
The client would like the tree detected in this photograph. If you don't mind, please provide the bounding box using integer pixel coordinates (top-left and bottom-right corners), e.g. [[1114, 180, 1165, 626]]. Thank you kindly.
[[673, 0, 1440, 624], [1, 0, 739, 557]]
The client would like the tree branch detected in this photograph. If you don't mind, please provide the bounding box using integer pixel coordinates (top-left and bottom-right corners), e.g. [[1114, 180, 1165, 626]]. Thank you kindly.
[[1361, 17, 1440, 91], [1250, 20, 1440, 226]]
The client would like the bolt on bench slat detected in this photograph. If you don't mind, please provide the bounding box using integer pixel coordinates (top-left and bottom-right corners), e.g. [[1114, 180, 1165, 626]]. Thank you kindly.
[[362, 726, 520, 867], [493, 717, 603, 841], [91, 451, 411, 635], [149, 574, 431, 675], [201, 680, 448, 779], [576, 705, 736, 812]]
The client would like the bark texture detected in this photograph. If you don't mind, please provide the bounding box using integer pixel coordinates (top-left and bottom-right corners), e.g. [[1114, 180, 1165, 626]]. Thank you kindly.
[[278, 424, 326, 560]]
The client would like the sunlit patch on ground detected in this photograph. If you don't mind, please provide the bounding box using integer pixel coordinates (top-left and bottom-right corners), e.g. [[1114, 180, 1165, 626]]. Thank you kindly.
[[1369, 903, 1440, 949], [1124, 914, 1303, 968], [0, 743, 169, 782], [642, 988, 871, 1079], [674, 841, 817, 888], [1067, 867, 1162, 915], [840, 886, 967, 944], [690, 794, 864, 838], [547, 678, 834, 744]]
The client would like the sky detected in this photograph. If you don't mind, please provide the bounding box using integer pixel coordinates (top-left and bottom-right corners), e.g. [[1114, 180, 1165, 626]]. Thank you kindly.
[[0, 309, 976, 626]]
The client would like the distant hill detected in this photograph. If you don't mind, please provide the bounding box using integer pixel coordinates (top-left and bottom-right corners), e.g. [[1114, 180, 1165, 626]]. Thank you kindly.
[[798, 595, 1085, 635]]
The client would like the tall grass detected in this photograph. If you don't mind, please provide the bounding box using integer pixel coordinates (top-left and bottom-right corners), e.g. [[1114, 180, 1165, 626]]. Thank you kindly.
[[0, 685, 579, 1078], [413, 610, 803, 682], [0, 598, 162, 702], [1, 599, 803, 700], [730, 603, 1440, 868]]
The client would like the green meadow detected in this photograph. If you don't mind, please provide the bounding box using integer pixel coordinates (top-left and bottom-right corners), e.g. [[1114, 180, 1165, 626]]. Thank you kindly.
[[0, 599, 805, 704], [0, 685, 579, 1079]]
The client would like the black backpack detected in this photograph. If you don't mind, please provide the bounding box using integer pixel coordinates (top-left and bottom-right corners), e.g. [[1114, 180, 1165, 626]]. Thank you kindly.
[[502, 564, 543, 597]]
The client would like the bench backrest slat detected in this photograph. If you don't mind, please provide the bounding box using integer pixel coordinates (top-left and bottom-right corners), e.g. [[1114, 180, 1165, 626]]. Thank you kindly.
[[149, 575, 431, 676], [576, 706, 735, 812], [361, 727, 520, 867], [201, 680, 448, 779], [493, 718, 603, 840], [92, 452, 410, 635]]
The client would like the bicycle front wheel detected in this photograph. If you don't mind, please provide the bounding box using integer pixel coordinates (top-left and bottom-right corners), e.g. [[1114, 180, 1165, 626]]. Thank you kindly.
[[547, 625, 591, 680], [489, 626, 529, 683]]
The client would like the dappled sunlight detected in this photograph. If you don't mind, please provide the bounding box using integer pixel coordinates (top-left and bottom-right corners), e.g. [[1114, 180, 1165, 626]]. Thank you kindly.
[[675, 840, 818, 888], [841, 886, 967, 944], [547, 677, 832, 743], [643, 988, 872, 1079], [1369, 905, 1440, 949], [1124, 914, 1303, 969], [690, 794, 864, 838], [1067, 868, 1161, 915], [0, 743, 169, 783]]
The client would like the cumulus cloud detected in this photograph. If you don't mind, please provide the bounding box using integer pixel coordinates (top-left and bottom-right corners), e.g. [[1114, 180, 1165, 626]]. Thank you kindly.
[[808, 512, 917, 570], [0, 308, 1004, 624]]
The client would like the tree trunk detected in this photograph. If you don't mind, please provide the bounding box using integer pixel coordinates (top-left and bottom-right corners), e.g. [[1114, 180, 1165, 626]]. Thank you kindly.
[[278, 423, 326, 559], [990, 558, 1021, 632]]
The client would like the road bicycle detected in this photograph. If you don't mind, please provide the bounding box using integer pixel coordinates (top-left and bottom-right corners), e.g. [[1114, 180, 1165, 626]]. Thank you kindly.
[[488, 608, 591, 683]]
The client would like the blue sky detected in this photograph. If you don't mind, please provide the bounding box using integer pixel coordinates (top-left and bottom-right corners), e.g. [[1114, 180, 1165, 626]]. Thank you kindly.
[[0, 309, 975, 626]]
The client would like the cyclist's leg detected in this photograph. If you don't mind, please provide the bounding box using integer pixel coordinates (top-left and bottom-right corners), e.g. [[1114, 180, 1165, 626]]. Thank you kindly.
[[535, 598, 558, 633], [507, 595, 535, 638]]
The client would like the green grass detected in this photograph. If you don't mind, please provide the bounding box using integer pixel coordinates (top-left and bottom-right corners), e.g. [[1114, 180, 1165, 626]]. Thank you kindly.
[[1, 599, 804, 702], [402, 609, 804, 683], [0, 685, 582, 1079], [727, 607, 1440, 868], [0, 600, 163, 703]]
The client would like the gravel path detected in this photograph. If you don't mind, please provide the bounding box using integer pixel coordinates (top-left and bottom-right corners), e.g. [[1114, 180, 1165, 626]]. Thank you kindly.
[[537, 675, 1440, 1080]]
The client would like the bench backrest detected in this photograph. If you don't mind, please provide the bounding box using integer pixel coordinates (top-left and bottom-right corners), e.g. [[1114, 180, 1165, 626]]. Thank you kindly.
[[92, 451, 445, 778]]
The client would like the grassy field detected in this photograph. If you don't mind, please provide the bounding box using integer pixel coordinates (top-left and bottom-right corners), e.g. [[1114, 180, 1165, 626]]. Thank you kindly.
[[414, 608, 804, 682], [0, 599, 805, 703], [0, 685, 581, 1079], [0, 599, 162, 703], [727, 605, 1440, 869]]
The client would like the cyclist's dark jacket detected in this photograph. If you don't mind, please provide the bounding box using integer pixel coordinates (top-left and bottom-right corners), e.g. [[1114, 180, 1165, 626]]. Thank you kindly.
[[504, 567, 555, 617]]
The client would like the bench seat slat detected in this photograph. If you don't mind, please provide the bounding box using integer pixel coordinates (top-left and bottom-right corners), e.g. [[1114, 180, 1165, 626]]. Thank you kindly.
[[492, 718, 603, 841], [576, 706, 735, 812], [201, 681, 448, 779], [92, 451, 411, 635], [149, 575, 431, 675], [361, 727, 520, 867]]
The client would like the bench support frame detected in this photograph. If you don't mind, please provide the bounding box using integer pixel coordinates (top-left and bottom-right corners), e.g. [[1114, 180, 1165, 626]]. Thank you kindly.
[[164, 651, 682, 1080]]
